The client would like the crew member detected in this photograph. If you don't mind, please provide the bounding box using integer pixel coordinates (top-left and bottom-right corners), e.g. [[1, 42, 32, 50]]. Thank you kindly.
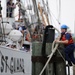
[[7, 0, 16, 17], [19, 24, 31, 42], [55, 24, 75, 66]]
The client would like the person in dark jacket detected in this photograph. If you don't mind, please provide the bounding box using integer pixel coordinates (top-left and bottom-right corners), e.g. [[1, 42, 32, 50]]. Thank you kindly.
[[55, 24, 75, 66], [19, 24, 30, 42], [7, 0, 15, 17]]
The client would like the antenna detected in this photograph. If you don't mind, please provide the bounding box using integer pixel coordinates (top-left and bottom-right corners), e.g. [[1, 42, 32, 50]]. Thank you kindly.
[[58, 0, 61, 25], [74, 17, 75, 37]]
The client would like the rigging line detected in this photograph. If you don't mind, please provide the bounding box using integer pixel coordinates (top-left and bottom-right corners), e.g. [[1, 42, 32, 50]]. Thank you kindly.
[[42, 0, 46, 11], [74, 17, 75, 37], [57, 48, 66, 62], [48, 9, 60, 26], [28, 0, 32, 21], [28, 0, 31, 4], [58, 0, 61, 25], [48, 12, 52, 24], [41, 0, 59, 26], [26, 0, 31, 11], [24, 0, 30, 23], [49, 17, 58, 30], [48, 11, 60, 28], [49, 8, 60, 25], [29, 0, 32, 22], [45, 0, 60, 25], [27, 0, 30, 4], [26, 0, 29, 7], [56, 0, 59, 19]]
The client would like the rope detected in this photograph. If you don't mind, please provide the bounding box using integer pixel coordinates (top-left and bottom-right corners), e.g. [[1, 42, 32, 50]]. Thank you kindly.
[[57, 48, 66, 62], [39, 27, 61, 75]]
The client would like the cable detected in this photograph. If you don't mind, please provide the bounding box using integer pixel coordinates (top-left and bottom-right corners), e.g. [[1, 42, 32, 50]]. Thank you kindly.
[[45, 0, 60, 25], [58, 0, 61, 25], [49, 9, 60, 25], [57, 48, 66, 62], [46, 0, 52, 24]]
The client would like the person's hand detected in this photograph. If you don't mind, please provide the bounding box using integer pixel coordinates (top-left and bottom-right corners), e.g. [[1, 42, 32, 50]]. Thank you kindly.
[[55, 39, 60, 43]]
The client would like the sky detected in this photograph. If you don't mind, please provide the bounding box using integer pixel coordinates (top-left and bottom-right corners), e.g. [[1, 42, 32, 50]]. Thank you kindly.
[[48, 0, 75, 34]]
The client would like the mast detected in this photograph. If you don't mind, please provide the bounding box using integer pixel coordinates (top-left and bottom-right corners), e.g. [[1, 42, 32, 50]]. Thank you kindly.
[[32, 0, 40, 25], [38, 2, 46, 26], [16, 0, 30, 28]]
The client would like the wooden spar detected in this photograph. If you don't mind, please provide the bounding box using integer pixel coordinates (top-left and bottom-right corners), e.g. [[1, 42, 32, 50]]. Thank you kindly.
[[45, 13, 50, 25], [38, 2, 50, 26], [38, 2, 46, 26], [42, 0, 50, 25]]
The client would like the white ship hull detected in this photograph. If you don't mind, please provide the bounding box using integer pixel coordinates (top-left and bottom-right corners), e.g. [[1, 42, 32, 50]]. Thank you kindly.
[[0, 46, 32, 75]]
